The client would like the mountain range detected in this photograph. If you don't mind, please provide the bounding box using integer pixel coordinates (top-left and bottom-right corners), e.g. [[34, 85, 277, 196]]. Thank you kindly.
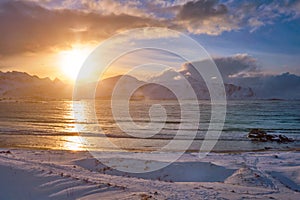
[[0, 71, 255, 100]]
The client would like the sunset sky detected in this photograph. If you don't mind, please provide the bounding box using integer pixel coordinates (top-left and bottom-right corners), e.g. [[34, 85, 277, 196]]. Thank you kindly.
[[0, 0, 299, 83]]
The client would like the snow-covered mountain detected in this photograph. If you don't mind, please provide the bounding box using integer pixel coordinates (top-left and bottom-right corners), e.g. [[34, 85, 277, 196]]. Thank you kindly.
[[95, 74, 254, 100], [134, 82, 254, 100], [0, 71, 254, 100], [0, 71, 72, 100]]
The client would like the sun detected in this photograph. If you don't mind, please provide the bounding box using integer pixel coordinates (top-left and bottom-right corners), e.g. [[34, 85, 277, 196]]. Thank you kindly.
[[59, 46, 92, 81]]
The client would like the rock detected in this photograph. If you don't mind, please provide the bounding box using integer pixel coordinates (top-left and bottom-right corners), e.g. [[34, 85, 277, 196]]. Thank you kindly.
[[248, 129, 294, 143], [247, 129, 268, 141], [0, 150, 11, 154], [266, 134, 276, 140], [278, 134, 294, 142], [248, 129, 267, 139]]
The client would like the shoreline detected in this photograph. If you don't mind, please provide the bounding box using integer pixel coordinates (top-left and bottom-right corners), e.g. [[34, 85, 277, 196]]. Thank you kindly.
[[0, 146, 299, 154], [1, 133, 299, 153]]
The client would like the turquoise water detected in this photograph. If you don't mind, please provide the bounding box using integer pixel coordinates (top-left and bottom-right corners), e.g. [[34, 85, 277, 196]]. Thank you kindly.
[[0, 100, 299, 152]]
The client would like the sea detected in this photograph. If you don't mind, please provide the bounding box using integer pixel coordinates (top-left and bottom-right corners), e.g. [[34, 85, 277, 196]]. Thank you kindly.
[[0, 100, 299, 152]]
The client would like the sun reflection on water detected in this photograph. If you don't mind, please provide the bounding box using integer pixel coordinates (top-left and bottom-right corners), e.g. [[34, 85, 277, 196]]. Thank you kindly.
[[61, 101, 97, 151], [62, 136, 85, 151], [61, 101, 94, 151]]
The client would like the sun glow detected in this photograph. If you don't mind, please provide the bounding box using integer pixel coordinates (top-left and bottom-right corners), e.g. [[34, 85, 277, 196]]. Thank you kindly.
[[62, 136, 85, 151], [59, 46, 93, 81]]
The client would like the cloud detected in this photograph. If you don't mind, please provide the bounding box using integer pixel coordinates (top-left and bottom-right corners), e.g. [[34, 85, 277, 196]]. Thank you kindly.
[[177, 0, 228, 20], [148, 68, 182, 83], [213, 54, 300, 99], [232, 72, 300, 100], [214, 54, 260, 80], [232, 0, 300, 31], [173, 0, 300, 34], [175, 0, 239, 35], [77, 0, 150, 17], [147, 55, 300, 99], [180, 54, 260, 83], [257, 73, 300, 99], [0, 0, 162, 55], [146, 54, 259, 85], [1, 0, 300, 56]]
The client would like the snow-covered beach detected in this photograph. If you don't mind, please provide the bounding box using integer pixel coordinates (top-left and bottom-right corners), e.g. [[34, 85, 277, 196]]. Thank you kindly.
[[0, 149, 299, 199], [0, 100, 299, 199], [1, 0, 300, 199]]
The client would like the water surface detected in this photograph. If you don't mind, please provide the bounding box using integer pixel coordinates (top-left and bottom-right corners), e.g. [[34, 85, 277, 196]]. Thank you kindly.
[[0, 100, 299, 152]]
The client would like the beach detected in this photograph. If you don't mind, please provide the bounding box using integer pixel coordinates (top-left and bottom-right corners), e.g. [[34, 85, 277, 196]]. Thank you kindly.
[[1, 0, 300, 199], [0, 148, 299, 199], [0, 100, 299, 199]]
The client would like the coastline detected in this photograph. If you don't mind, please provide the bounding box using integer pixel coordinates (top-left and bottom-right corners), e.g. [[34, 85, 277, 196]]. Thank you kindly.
[[0, 133, 299, 153], [0, 148, 299, 199]]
